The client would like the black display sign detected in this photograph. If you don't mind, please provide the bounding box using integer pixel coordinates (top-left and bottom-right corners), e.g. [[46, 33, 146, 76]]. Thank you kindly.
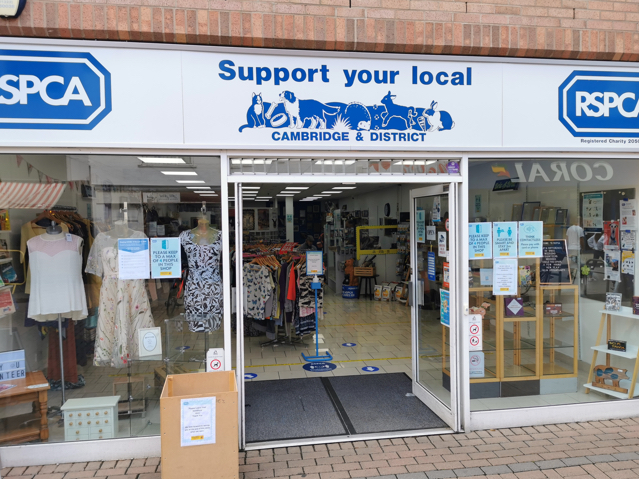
[[540, 239, 572, 284]]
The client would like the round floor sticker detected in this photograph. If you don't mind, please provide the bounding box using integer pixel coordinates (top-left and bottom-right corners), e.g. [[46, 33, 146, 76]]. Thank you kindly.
[[342, 343, 357, 347], [244, 373, 258, 380], [362, 366, 379, 372], [302, 362, 337, 372]]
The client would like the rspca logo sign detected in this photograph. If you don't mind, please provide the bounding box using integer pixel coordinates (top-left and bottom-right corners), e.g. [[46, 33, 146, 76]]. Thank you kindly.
[[0, 50, 111, 130], [559, 70, 639, 138]]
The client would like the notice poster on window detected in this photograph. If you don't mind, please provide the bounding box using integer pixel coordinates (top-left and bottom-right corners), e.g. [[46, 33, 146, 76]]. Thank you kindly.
[[438, 232, 447, 257], [118, 238, 150, 280], [426, 225, 436, 241], [443, 262, 450, 290], [604, 248, 621, 281], [518, 221, 543, 258], [416, 210, 426, 243], [622, 250, 635, 275], [492, 222, 517, 258], [583, 192, 604, 232], [493, 258, 517, 295], [604, 221, 620, 249], [181, 397, 216, 447], [432, 197, 441, 222], [469, 223, 492, 260], [150, 238, 181, 279], [440, 289, 450, 327], [621, 231, 636, 251], [620, 200, 637, 231], [540, 240, 571, 284]]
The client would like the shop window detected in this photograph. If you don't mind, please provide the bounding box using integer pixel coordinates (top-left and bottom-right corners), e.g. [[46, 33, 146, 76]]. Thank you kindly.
[[0, 154, 225, 445], [467, 159, 639, 410]]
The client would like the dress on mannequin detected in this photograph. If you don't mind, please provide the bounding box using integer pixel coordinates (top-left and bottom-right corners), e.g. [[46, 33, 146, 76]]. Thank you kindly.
[[179, 220, 223, 332], [86, 228, 154, 367]]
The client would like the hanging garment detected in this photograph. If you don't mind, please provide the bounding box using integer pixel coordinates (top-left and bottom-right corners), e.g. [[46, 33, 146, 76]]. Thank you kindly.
[[179, 230, 223, 332], [26, 233, 88, 322], [86, 230, 154, 367], [243, 263, 273, 320]]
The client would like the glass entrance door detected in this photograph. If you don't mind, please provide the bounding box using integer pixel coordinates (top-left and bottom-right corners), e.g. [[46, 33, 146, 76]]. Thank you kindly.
[[410, 184, 460, 431]]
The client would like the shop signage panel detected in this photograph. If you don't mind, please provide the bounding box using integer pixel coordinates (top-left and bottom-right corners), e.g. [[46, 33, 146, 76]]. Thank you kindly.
[[182, 52, 503, 149]]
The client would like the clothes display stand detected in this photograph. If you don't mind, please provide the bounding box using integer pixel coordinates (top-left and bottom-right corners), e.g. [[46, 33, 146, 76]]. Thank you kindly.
[[48, 221, 67, 411]]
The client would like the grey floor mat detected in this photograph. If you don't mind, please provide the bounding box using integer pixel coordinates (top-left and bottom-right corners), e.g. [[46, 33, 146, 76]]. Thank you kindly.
[[244, 378, 347, 442], [327, 373, 447, 434]]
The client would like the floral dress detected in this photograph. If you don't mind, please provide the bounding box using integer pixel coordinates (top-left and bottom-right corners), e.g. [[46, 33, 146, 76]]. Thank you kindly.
[[86, 231, 154, 368]]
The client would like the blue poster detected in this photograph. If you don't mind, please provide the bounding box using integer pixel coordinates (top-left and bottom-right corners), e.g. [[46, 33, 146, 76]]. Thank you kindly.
[[151, 237, 181, 279], [492, 222, 517, 258], [469, 222, 492, 260], [416, 209, 426, 243], [518, 221, 543, 258], [118, 238, 150, 280], [427, 251, 436, 281], [440, 289, 450, 327]]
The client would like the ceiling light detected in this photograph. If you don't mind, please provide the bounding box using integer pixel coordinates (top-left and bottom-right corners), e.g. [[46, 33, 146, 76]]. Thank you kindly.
[[176, 180, 205, 184], [426, 160, 437, 165], [314, 195, 330, 197], [277, 194, 295, 197], [193, 191, 214, 194], [187, 186, 210, 189], [199, 194, 218, 196], [334, 187, 355, 189], [161, 171, 197, 176], [256, 197, 272, 199], [285, 187, 309, 190], [343, 182, 356, 184], [242, 187, 260, 190], [322, 191, 340, 194], [255, 199, 270, 202], [139, 157, 185, 164], [345, 160, 356, 165]]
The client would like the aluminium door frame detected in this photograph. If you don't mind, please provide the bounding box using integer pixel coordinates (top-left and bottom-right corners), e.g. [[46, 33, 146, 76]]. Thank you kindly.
[[223, 153, 470, 450]]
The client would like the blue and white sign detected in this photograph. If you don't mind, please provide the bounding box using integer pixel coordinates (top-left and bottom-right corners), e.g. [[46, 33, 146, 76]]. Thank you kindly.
[[244, 373, 258, 380], [342, 343, 356, 347], [469, 223, 492, 260], [0, 50, 111, 130], [306, 250, 323, 275], [427, 251, 436, 281], [151, 237, 181, 279], [493, 222, 517, 258], [559, 71, 639, 138], [302, 362, 337, 372], [518, 221, 543, 258], [361, 366, 379, 372], [118, 238, 150, 280], [440, 289, 450, 327]]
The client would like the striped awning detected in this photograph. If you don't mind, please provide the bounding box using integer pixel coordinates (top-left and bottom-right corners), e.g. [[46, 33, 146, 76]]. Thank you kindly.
[[0, 182, 67, 209]]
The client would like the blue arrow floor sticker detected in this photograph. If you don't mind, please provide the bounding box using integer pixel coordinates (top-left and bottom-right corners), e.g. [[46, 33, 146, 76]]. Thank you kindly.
[[362, 366, 379, 372], [342, 343, 357, 347], [244, 373, 258, 380]]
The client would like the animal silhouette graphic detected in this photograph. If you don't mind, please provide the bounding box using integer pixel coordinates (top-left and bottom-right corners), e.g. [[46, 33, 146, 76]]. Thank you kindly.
[[419, 101, 455, 132], [238, 91, 455, 133], [380, 91, 416, 130], [238, 93, 265, 132], [266, 91, 340, 129]]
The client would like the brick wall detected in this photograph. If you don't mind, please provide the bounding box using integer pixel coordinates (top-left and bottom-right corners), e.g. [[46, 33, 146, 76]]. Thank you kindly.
[[1, 0, 639, 61]]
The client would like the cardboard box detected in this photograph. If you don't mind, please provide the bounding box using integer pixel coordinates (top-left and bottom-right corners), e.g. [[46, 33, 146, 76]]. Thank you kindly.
[[160, 371, 238, 479]]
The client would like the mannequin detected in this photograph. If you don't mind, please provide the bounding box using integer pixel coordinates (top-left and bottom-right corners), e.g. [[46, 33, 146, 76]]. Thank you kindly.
[[113, 219, 130, 239], [180, 202, 223, 332], [191, 203, 219, 245], [46, 219, 63, 235]]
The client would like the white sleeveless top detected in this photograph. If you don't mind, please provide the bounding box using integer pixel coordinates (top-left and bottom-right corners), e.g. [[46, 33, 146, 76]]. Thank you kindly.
[[27, 233, 88, 322]]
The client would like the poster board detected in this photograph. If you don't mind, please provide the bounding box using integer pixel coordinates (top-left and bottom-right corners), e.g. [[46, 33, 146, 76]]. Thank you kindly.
[[540, 239, 572, 284]]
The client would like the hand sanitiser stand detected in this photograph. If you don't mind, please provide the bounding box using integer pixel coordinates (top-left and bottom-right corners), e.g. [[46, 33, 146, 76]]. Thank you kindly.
[[302, 251, 332, 363]]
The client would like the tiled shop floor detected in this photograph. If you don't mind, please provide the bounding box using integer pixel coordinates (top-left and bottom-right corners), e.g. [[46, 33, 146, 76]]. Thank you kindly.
[[4, 417, 639, 478]]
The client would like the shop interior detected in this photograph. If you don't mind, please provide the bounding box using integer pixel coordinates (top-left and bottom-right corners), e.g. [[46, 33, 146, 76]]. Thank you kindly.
[[237, 181, 450, 443]]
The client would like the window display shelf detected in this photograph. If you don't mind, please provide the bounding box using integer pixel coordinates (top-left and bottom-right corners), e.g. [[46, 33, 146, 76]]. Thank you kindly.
[[542, 338, 574, 349], [542, 362, 573, 376], [597, 309, 639, 320], [503, 364, 536, 377], [542, 312, 574, 319], [590, 344, 638, 360], [584, 384, 639, 400]]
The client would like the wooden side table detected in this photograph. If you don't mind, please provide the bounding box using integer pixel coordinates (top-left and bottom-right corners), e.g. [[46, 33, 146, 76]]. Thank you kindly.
[[0, 371, 50, 444]]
